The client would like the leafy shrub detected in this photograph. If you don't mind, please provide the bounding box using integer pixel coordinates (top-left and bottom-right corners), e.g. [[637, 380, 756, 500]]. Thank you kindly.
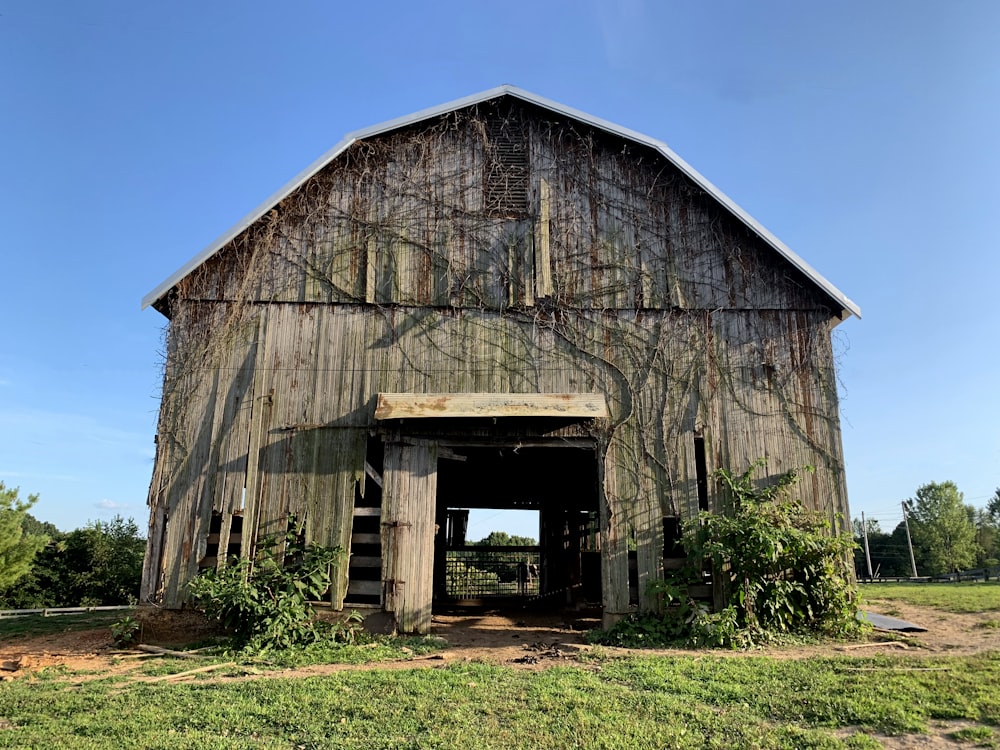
[[110, 615, 140, 647], [693, 460, 862, 645], [593, 460, 863, 649], [0, 515, 145, 608], [187, 526, 351, 652]]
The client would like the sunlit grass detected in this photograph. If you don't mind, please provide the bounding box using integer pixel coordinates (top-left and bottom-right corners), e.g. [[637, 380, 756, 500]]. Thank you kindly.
[[861, 582, 1000, 614], [3, 583, 1000, 748], [2, 653, 999, 748]]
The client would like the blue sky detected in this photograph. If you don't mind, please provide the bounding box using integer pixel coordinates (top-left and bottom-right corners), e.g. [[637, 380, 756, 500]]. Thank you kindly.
[[1, 1, 997, 539]]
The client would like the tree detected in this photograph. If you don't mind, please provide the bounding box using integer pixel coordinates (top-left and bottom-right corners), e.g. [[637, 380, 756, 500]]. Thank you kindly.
[[906, 481, 978, 575], [474, 531, 537, 547], [851, 516, 881, 540], [60, 516, 146, 605], [971, 507, 1000, 570], [0, 482, 49, 590], [0, 514, 145, 608], [988, 488, 1000, 524]]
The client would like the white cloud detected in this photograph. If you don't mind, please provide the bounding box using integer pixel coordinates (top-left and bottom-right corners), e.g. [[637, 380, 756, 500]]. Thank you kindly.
[[96, 498, 129, 510]]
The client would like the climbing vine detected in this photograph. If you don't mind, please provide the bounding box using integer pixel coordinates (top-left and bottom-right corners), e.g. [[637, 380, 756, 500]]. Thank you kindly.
[[148, 98, 849, 604]]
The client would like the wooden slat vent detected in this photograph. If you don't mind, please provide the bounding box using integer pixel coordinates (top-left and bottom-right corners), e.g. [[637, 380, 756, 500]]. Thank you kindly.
[[484, 116, 528, 217]]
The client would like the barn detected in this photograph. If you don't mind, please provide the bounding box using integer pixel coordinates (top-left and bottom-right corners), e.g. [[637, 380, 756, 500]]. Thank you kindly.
[[140, 86, 859, 633]]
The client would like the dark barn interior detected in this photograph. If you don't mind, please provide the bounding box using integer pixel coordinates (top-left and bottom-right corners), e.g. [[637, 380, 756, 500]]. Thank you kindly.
[[434, 445, 602, 611]]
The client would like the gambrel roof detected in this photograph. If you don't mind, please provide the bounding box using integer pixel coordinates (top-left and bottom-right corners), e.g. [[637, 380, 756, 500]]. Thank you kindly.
[[143, 85, 860, 319]]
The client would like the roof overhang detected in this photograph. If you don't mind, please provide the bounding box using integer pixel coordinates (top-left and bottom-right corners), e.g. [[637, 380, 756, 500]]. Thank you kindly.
[[374, 392, 609, 420], [143, 84, 860, 320]]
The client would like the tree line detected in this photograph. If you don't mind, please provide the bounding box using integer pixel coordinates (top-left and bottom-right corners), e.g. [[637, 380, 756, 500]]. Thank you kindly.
[[0, 482, 145, 608], [853, 481, 1000, 578]]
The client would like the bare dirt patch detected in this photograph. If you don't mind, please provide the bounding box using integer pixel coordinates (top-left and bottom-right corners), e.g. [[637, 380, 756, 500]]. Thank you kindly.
[[1, 602, 998, 682]]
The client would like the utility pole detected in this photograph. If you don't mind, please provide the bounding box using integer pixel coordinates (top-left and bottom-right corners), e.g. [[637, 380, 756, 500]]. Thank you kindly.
[[901, 501, 918, 578], [861, 511, 874, 581]]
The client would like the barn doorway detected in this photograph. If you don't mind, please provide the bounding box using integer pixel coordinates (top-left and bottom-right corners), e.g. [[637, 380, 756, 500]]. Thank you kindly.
[[432, 444, 601, 613]]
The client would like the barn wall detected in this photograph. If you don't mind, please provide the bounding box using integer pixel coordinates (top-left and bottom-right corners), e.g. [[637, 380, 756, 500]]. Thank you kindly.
[[177, 102, 828, 316], [144, 98, 850, 610], [145, 301, 847, 607]]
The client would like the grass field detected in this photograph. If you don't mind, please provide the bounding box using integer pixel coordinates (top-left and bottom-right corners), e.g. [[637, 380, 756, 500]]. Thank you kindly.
[[2, 652, 998, 748], [861, 581, 1000, 614], [1, 586, 999, 749], [0, 609, 131, 640]]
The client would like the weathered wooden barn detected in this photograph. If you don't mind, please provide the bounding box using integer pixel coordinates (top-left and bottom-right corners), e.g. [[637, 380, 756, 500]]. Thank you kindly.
[[140, 86, 859, 632]]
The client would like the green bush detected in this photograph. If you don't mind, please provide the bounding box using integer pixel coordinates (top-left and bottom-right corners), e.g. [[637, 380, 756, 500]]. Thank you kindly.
[[110, 615, 140, 647], [187, 526, 350, 652], [594, 460, 863, 649]]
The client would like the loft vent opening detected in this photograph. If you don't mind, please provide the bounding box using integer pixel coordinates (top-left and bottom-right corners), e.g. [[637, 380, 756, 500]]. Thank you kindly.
[[484, 115, 529, 217]]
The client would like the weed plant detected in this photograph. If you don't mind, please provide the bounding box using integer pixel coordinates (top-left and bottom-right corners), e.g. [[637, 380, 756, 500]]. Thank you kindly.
[[187, 526, 351, 652], [594, 460, 863, 649]]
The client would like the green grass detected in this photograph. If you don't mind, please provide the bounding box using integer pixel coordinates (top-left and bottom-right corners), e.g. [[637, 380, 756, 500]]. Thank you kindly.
[[1, 653, 998, 748], [3, 585, 1000, 747], [861, 582, 1000, 614], [0, 610, 133, 640], [950, 725, 998, 748]]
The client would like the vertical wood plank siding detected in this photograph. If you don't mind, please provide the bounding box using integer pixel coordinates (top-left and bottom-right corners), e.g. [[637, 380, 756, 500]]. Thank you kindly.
[[382, 441, 438, 634], [145, 100, 851, 615]]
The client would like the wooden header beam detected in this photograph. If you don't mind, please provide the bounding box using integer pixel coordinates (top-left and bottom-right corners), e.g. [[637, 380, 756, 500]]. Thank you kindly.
[[374, 393, 608, 420]]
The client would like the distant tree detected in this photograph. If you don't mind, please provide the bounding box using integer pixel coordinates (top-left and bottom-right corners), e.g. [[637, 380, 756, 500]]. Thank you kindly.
[[851, 516, 881, 541], [0, 514, 145, 608], [21, 513, 61, 539], [988, 488, 1000, 524], [852, 519, 911, 578], [0, 483, 49, 590], [61, 516, 146, 605], [906, 481, 979, 575], [474, 531, 537, 547], [971, 507, 1000, 570]]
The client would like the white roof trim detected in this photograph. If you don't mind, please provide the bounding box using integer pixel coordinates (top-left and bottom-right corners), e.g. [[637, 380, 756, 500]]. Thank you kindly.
[[143, 85, 860, 318]]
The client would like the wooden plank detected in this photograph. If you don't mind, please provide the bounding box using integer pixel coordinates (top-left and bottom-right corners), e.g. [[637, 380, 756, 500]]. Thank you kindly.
[[365, 236, 377, 303], [381, 441, 437, 634], [535, 178, 553, 299], [688, 584, 713, 599], [351, 533, 381, 545], [600, 436, 632, 626], [365, 461, 383, 489], [349, 556, 382, 568], [347, 579, 382, 597], [375, 392, 608, 420], [353, 507, 382, 517]]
